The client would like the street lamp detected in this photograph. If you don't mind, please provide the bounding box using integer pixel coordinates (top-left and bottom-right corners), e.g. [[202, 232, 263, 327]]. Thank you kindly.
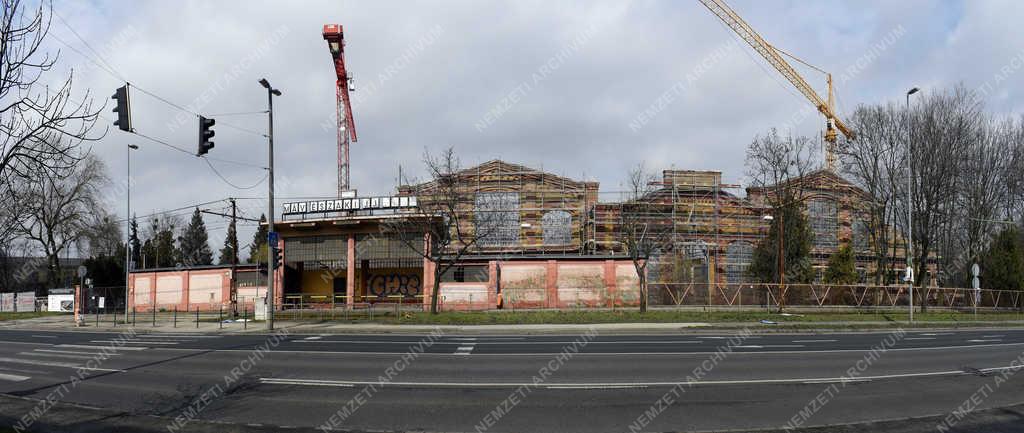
[[906, 86, 919, 322], [124, 144, 138, 322], [259, 78, 281, 331]]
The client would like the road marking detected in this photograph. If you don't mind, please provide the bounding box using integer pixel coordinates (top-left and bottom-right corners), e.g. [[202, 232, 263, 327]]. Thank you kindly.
[[19, 352, 98, 360], [968, 339, 1002, 343], [33, 349, 120, 356], [905, 337, 936, 340], [454, 344, 476, 355], [303, 336, 323, 340], [983, 335, 1005, 338], [450, 337, 478, 341], [90, 340, 173, 345], [134, 335, 219, 338], [0, 357, 123, 372], [31, 335, 58, 339], [792, 340, 837, 343], [258, 378, 354, 387], [258, 366, 1024, 389], [919, 333, 952, 336], [0, 372, 30, 382], [56, 344, 146, 351]]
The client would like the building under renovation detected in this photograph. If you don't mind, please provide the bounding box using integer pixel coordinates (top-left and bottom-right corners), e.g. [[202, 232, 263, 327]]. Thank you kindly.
[[128, 160, 928, 312]]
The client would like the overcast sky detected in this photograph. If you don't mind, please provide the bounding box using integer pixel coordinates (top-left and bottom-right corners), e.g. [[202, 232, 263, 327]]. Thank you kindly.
[[44, 0, 1024, 257]]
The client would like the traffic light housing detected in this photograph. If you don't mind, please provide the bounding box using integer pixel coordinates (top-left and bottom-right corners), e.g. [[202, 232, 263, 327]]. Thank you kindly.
[[111, 85, 132, 132], [197, 116, 215, 156], [270, 246, 283, 269]]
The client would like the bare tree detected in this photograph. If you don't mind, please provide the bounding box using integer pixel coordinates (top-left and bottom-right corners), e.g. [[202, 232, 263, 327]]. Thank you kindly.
[[840, 103, 905, 284], [17, 153, 108, 287], [0, 0, 102, 184], [382, 147, 510, 314], [617, 163, 665, 313], [907, 86, 980, 308]]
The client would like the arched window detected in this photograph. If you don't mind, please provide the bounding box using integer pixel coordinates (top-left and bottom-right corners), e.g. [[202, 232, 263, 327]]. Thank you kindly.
[[808, 199, 837, 250], [475, 192, 520, 247], [852, 218, 870, 252], [542, 211, 572, 245], [726, 241, 753, 284]]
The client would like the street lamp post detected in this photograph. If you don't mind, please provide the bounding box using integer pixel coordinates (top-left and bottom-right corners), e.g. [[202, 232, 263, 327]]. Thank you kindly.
[[124, 144, 138, 322], [906, 87, 919, 322], [260, 78, 281, 331]]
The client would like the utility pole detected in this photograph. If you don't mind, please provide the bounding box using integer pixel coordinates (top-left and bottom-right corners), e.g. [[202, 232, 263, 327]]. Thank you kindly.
[[260, 78, 281, 331], [230, 198, 238, 316]]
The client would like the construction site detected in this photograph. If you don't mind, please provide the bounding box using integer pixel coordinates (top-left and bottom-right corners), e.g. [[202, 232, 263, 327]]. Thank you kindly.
[[126, 1, 1006, 315]]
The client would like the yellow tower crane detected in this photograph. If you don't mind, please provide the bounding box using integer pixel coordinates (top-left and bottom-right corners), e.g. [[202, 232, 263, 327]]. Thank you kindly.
[[697, 0, 854, 170]]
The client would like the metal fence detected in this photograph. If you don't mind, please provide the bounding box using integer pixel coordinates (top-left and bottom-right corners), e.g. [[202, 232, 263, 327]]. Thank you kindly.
[[648, 282, 1023, 311]]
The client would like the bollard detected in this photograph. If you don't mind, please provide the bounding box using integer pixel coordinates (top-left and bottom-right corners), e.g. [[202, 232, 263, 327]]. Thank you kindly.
[[243, 304, 248, 330], [219, 306, 223, 329], [196, 305, 199, 328], [173, 306, 177, 328], [132, 307, 136, 327], [112, 310, 116, 327], [152, 307, 156, 327], [95, 308, 99, 327]]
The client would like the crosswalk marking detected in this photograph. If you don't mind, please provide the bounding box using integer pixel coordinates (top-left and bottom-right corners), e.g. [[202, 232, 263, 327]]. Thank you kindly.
[[454, 344, 476, 355], [0, 357, 123, 372], [33, 349, 121, 356], [0, 372, 30, 382], [89, 340, 176, 345], [19, 352, 97, 360], [56, 344, 146, 351]]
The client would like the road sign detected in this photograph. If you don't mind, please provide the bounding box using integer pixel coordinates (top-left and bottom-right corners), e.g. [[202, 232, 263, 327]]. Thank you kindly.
[[971, 263, 980, 277], [77, 265, 88, 278], [268, 231, 278, 246]]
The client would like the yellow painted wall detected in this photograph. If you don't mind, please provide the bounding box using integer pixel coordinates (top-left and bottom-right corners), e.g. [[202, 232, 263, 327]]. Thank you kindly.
[[300, 270, 334, 297]]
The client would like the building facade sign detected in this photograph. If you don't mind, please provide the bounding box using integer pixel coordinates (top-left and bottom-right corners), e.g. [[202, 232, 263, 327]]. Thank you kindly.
[[282, 196, 417, 215]]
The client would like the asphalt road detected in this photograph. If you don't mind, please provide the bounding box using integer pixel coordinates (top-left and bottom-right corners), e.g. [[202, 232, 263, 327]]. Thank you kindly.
[[1, 328, 1023, 432]]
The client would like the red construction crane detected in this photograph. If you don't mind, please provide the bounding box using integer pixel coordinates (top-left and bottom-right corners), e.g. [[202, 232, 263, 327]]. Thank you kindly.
[[323, 24, 357, 196]]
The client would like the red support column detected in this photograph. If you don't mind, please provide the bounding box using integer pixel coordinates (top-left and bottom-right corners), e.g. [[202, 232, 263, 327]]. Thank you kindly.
[[149, 272, 157, 311], [604, 260, 617, 307], [346, 234, 355, 307], [422, 233, 434, 311], [181, 270, 191, 312], [546, 260, 558, 309], [487, 261, 498, 309]]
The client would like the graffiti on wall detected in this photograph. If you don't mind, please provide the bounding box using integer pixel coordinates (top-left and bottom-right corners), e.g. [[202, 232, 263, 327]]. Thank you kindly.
[[367, 272, 422, 297]]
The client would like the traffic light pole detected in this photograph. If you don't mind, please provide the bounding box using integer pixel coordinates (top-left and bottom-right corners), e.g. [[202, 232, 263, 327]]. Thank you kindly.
[[266, 86, 276, 331]]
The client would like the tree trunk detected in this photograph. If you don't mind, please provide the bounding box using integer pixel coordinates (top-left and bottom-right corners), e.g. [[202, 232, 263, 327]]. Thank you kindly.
[[430, 263, 441, 314]]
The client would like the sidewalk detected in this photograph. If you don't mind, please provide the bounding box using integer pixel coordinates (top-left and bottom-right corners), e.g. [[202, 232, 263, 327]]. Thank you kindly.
[[3, 314, 1024, 335]]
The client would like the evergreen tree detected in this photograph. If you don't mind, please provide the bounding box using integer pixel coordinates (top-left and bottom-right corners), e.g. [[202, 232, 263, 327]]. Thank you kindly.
[[749, 200, 815, 284], [248, 214, 268, 264], [824, 243, 859, 285], [218, 217, 239, 265], [177, 208, 213, 266], [981, 227, 1024, 292], [154, 220, 177, 268], [128, 214, 142, 269]]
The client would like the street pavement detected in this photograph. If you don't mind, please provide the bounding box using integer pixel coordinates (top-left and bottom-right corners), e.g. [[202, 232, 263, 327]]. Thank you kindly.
[[0, 327, 1023, 432]]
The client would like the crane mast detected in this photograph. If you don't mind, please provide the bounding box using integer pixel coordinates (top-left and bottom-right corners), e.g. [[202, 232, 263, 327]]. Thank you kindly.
[[697, 0, 854, 170], [323, 24, 358, 196]]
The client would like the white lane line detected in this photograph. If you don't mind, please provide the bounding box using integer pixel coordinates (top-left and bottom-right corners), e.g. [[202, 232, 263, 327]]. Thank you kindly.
[[792, 340, 837, 343], [34, 349, 120, 357], [983, 335, 1005, 338], [919, 333, 953, 336], [735, 345, 763, 349], [0, 357, 123, 372], [0, 366, 47, 375], [303, 336, 323, 340], [133, 335, 219, 338], [968, 339, 1002, 343], [19, 352, 97, 360], [450, 337, 478, 341], [31, 335, 58, 339], [291, 340, 703, 345], [258, 366, 1024, 389], [0, 372, 30, 382], [259, 378, 354, 387], [90, 340, 173, 345], [905, 337, 936, 340], [56, 344, 146, 351], [454, 344, 476, 355]]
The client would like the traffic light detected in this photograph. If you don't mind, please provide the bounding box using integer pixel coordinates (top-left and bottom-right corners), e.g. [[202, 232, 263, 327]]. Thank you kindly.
[[197, 116, 215, 156], [111, 85, 132, 132], [270, 246, 283, 269]]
